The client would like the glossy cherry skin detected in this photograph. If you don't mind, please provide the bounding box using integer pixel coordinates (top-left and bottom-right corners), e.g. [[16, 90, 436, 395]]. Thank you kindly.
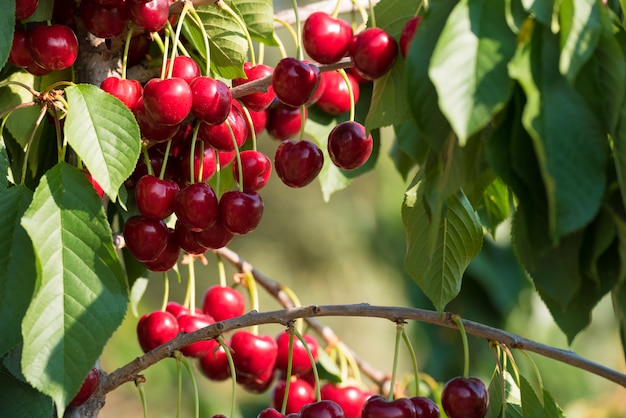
[[8, 28, 32, 67], [230, 330, 278, 379], [190, 76, 232, 125], [126, 0, 169, 32], [177, 140, 217, 184], [316, 71, 359, 115], [137, 310, 180, 353], [361, 396, 416, 418], [174, 182, 219, 231], [193, 218, 234, 249], [258, 408, 285, 418], [274, 140, 324, 188], [272, 58, 321, 107], [349, 28, 398, 80], [233, 63, 275, 111], [134, 97, 181, 143], [275, 332, 318, 376], [15, 0, 40, 20], [272, 378, 315, 414], [143, 228, 180, 272], [233, 150, 272, 192], [143, 77, 193, 126], [68, 367, 100, 407], [248, 108, 268, 138], [441, 377, 488, 418], [219, 190, 264, 235], [166, 301, 189, 318], [80, 0, 128, 39], [135, 174, 180, 220], [174, 220, 209, 255], [29, 24, 79, 71], [202, 285, 245, 322], [409, 396, 440, 418], [167, 56, 201, 84], [267, 102, 307, 141], [177, 313, 215, 357], [239, 366, 276, 393], [100, 77, 143, 111], [198, 102, 248, 151], [300, 400, 345, 418], [327, 121, 373, 170], [303, 12, 353, 64], [400, 16, 422, 59], [123, 215, 169, 262], [199, 339, 231, 381], [321, 384, 370, 418]]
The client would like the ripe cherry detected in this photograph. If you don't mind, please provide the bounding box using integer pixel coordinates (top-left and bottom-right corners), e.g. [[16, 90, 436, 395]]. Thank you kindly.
[[79, 0, 128, 39], [409, 396, 440, 418], [126, 0, 169, 32], [177, 313, 215, 357], [233, 150, 272, 192], [202, 285, 246, 322], [349, 28, 398, 80], [193, 218, 234, 249], [190, 76, 232, 125], [275, 332, 318, 376], [15, 0, 40, 20], [166, 301, 190, 318], [174, 182, 219, 231], [233, 63, 275, 111], [272, 58, 321, 107], [239, 366, 276, 394], [8, 28, 32, 67], [258, 408, 285, 418], [135, 174, 179, 220], [321, 384, 370, 418], [361, 395, 416, 418], [177, 140, 217, 184], [327, 121, 373, 170], [69, 367, 100, 407], [29, 24, 79, 71], [230, 330, 278, 380], [199, 339, 231, 381], [272, 378, 315, 415], [134, 97, 181, 142], [219, 190, 264, 235], [143, 228, 180, 272], [247, 108, 268, 138], [441, 377, 488, 418], [274, 140, 324, 188], [143, 77, 193, 126], [100, 77, 143, 112], [400, 16, 422, 59], [316, 71, 360, 116], [167, 56, 201, 84], [174, 220, 209, 255], [198, 102, 248, 151], [123, 215, 169, 262], [299, 400, 345, 418], [137, 310, 180, 352], [267, 102, 307, 141], [303, 12, 353, 64]]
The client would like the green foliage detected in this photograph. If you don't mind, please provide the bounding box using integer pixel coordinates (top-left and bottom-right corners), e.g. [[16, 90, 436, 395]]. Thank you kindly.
[[0, 0, 14, 69], [0, 365, 53, 417]]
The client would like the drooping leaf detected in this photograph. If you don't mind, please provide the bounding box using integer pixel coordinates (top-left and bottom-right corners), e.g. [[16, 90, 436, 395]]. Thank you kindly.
[[0, 185, 35, 356], [580, 208, 616, 284], [508, 22, 608, 240], [0, 0, 14, 69], [20, 162, 128, 415], [406, 0, 456, 152], [520, 0, 554, 25], [225, 0, 276, 46], [0, 72, 42, 147], [478, 177, 510, 238], [0, 365, 53, 418], [365, 56, 412, 131], [558, 0, 601, 83], [486, 371, 523, 418], [519, 375, 543, 418], [542, 388, 565, 418], [370, 0, 420, 36], [429, 0, 516, 144], [64, 84, 141, 202], [403, 172, 483, 313]]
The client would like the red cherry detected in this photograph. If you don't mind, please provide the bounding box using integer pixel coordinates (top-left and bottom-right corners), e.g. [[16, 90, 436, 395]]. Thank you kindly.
[[123, 215, 169, 262], [83, 171, 105, 199], [29, 24, 79, 71], [190, 76, 232, 125], [316, 71, 359, 116], [218, 190, 264, 235], [16, 0, 40, 20], [174, 182, 219, 231], [267, 102, 307, 141], [25, 61, 52, 76], [137, 310, 180, 352], [202, 285, 246, 322], [167, 56, 201, 84], [258, 408, 285, 418], [271, 378, 315, 415], [361, 396, 416, 418], [303, 12, 353, 64], [143, 228, 180, 272], [166, 301, 190, 318], [174, 220, 209, 255], [299, 400, 345, 418], [177, 313, 215, 357], [233, 150, 272, 192], [199, 339, 231, 381], [230, 330, 278, 379], [69, 367, 100, 407], [399, 17, 422, 59], [8, 28, 32, 67], [274, 140, 324, 188], [272, 58, 321, 107], [100, 77, 143, 111], [232, 63, 275, 111], [247, 108, 268, 138], [135, 174, 180, 220], [275, 332, 318, 376], [79, 0, 128, 39], [193, 218, 234, 249], [409, 396, 440, 418], [126, 34, 151, 66], [143, 77, 192, 126], [126, 0, 169, 32], [198, 102, 248, 151], [349, 28, 398, 80], [134, 97, 181, 143], [441, 377, 488, 418], [327, 121, 373, 170], [321, 384, 370, 418], [177, 140, 217, 184], [239, 366, 276, 393]]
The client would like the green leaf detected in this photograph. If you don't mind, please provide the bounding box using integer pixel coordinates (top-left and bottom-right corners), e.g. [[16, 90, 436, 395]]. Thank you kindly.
[[370, 0, 420, 37], [478, 178, 510, 238], [365, 56, 413, 131], [580, 208, 616, 284], [520, 375, 543, 418], [0, 185, 35, 356], [542, 388, 565, 418], [558, 0, 601, 83], [429, 0, 516, 144], [195, 4, 248, 79], [406, 0, 456, 152], [0, 72, 43, 147], [0, 0, 14, 69], [0, 136, 8, 191], [20, 162, 128, 415], [315, 349, 342, 383], [64, 84, 141, 202], [486, 371, 523, 418], [0, 365, 53, 418], [225, 0, 276, 46], [520, 0, 555, 25], [402, 172, 483, 313], [508, 22, 608, 240], [612, 281, 626, 363], [129, 277, 148, 318]]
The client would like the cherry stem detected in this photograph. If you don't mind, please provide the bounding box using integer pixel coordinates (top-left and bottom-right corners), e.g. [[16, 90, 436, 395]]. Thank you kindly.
[[280, 285, 303, 332], [290, 0, 303, 60], [121, 24, 136, 80], [273, 17, 299, 54], [188, 257, 197, 313], [159, 140, 173, 180], [21, 105, 47, 184], [243, 270, 259, 335], [239, 103, 258, 151], [401, 327, 420, 397], [189, 121, 202, 183], [50, 106, 64, 162], [219, 1, 256, 66], [175, 353, 183, 418], [0, 80, 40, 98], [216, 253, 227, 287], [160, 29, 171, 80], [0, 101, 38, 120], [141, 146, 155, 176], [167, 2, 193, 78], [214, 147, 221, 196], [161, 272, 170, 312], [453, 314, 470, 379], [338, 68, 355, 122], [225, 119, 244, 192], [298, 105, 306, 141], [350, 0, 369, 29], [331, 0, 342, 18], [272, 30, 289, 59], [367, 0, 376, 27], [217, 336, 237, 418], [489, 342, 507, 417], [187, 8, 212, 75], [178, 352, 200, 418], [258, 42, 265, 65], [388, 323, 403, 400], [134, 378, 148, 418], [294, 327, 322, 401], [519, 349, 544, 403], [281, 329, 296, 414]]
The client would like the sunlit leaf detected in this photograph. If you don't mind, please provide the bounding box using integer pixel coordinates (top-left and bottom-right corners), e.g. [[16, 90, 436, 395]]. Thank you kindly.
[[370, 0, 420, 36], [0, 72, 42, 148], [478, 178, 510, 238], [225, 0, 276, 46], [558, 0, 601, 83], [20, 162, 128, 415], [365, 56, 412, 131]]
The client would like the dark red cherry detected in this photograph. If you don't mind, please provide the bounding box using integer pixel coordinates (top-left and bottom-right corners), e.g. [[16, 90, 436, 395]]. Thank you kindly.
[[349, 28, 398, 80], [441, 377, 488, 418], [15, 0, 40, 20], [134, 97, 181, 143], [143, 228, 180, 272], [361, 396, 416, 418], [239, 366, 276, 394], [303, 12, 353, 64], [316, 71, 359, 116], [321, 384, 370, 418], [198, 102, 248, 151], [123, 215, 169, 262], [177, 140, 217, 184], [8, 28, 32, 67], [127, 34, 151, 67], [135, 174, 180, 220], [233, 150, 272, 192], [274, 140, 323, 188], [202, 285, 245, 322], [80, 0, 128, 39], [193, 218, 234, 249], [143, 77, 192, 126], [275, 332, 318, 376], [409, 396, 440, 418], [232, 63, 275, 111], [126, 0, 169, 32], [177, 313, 215, 357], [174, 182, 219, 231], [69, 367, 100, 407], [199, 339, 231, 381], [272, 378, 315, 415], [230, 330, 278, 379], [167, 56, 201, 84], [400, 16, 422, 59], [218, 190, 264, 235], [299, 400, 345, 418], [190, 76, 232, 125], [247, 108, 268, 138], [174, 220, 209, 255], [272, 58, 321, 107], [29, 24, 79, 71], [327, 121, 373, 170], [267, 102, 307, 141], [137, 310, 179, 352], [100, 77, 143, 111], [258, 408, 285, 418]]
